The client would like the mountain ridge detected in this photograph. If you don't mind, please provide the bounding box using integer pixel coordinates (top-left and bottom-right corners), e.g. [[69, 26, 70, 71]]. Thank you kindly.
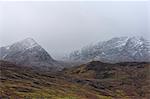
[[69, 36, 150, 63]]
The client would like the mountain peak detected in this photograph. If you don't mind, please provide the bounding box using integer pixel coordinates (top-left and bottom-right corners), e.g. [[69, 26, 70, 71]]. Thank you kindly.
[[8, 38, 40, 51], [0, 38, 62, 70], [23, 37, 36, 43], [20, 38, 38, 47]]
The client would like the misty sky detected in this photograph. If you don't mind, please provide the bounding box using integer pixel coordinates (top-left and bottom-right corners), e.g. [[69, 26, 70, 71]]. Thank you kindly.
[[0, 1, 149, 59]]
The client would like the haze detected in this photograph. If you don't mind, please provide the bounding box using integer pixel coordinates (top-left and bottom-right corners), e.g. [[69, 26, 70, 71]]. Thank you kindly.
[[0, 1, 149, 59]]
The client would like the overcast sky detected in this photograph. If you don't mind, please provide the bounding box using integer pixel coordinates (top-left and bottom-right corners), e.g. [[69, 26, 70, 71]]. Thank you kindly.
[[0, 1, 149, 59]]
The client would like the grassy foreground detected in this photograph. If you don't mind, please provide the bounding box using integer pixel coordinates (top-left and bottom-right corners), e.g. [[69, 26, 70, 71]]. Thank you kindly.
[[0, 60, 150, 99]]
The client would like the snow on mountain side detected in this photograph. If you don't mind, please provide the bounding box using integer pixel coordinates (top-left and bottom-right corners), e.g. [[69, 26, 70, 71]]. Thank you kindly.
[[69, 36, 150, 63], [0, 38, 62, 70]]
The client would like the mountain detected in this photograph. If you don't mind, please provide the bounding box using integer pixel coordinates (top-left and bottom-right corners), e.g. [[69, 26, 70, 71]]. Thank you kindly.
[[0, 38, 62, 70], [69, 36, 150, 63]]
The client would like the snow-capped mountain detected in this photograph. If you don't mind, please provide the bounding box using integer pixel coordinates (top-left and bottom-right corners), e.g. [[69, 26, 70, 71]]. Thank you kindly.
[[69, 36, 150, 63], [0, 38, 62, 70]]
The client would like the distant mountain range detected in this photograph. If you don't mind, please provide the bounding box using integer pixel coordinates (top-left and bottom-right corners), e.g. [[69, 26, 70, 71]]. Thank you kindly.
[[0, 36, 150, 70], [0, 38, 62, 70], [69, 36, 150, 63]]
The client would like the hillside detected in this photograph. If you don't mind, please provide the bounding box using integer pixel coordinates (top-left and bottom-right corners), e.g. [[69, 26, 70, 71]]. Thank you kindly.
[[0, 60, 113, 99], [63, 61, 150, 99], [1, 60, 150, 99]]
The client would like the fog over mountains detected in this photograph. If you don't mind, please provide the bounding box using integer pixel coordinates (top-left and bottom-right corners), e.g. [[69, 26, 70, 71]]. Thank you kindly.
[[0, 1, 149, 98], [69, 36, 150, 63], [0, 1, 149, 59]]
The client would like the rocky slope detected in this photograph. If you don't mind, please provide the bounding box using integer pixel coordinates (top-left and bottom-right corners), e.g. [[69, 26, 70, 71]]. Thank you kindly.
[[69, 37, 150, 63], [63, 61, 150, 99]]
